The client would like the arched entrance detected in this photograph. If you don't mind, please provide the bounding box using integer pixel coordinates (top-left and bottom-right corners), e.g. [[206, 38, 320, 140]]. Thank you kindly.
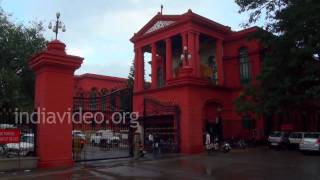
[[203, 101, 223, 141]]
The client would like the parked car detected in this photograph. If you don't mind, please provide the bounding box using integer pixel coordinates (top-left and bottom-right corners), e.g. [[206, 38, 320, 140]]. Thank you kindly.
[[288, 132, 304, 148], [299, 133, 320, 153], [72, 130, 86, 140], [0, 124, 16, 129], [90, 130, 120, 147], [268, 131, 290, 149], [6, 133, 35, 157], [0, 144, 8, 156]]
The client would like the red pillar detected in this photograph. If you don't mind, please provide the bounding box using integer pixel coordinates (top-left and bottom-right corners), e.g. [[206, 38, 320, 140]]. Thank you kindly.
[[216, 39, 224, 85], [181, 33, 188, 67], [195, 32, 201, 77], [151, 43, 158, 88], [165, 38, 173, 82], [134, 47, 144, 91], [29, 40, 83, 168], [188, 31, 196, 75], [134, 48, 138, 90]]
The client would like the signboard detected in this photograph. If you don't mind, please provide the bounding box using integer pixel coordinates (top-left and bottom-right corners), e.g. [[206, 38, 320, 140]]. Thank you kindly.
[[0, 129, 21, 144]]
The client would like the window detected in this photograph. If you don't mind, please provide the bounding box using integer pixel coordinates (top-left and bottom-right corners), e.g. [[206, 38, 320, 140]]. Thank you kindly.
[[239, 47, 251, 84], [110, 93, 116, 111], [101, 89, 108, 111], [89, 88, 97, 111]]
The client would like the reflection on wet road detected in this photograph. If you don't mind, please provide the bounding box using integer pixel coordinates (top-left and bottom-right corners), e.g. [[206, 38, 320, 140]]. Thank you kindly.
[[2, 147, 320, 180]]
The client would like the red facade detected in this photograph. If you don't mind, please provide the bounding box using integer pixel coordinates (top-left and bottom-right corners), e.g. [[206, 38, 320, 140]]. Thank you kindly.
[[74, 73, 127, 96], [131, 10, 263, 153]]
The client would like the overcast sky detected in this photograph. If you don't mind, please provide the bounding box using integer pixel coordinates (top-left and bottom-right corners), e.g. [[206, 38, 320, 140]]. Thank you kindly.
[[1, 0, 254, 78]]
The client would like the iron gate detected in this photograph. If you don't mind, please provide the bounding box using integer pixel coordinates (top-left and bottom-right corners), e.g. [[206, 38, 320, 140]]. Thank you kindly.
[[72, 88, 133, 161], [143, 98, 180, 153]]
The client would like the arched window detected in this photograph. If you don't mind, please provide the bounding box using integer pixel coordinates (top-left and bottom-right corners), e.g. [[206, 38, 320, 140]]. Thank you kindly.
[[239, 47, 251, 84], [89, 88, 97, 111]]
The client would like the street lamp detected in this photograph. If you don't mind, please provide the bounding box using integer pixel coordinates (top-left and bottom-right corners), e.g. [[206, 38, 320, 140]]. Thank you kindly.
[[48, 12, 66, 40], [180, 46, 192, 66]]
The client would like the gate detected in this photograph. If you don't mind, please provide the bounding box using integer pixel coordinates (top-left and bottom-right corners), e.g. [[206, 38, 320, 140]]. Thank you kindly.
[[143, 98, 180, 153], [0, 108, 37, 170], [72, 88, 133, 161]]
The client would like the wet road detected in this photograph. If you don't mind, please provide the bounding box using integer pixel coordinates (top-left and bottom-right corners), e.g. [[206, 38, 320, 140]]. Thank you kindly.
[[1, 147, 320, 180]]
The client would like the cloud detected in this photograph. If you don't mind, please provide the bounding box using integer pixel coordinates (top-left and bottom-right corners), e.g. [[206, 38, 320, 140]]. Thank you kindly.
[[67, 46, 94, 57], [2, 0, 255, 78]]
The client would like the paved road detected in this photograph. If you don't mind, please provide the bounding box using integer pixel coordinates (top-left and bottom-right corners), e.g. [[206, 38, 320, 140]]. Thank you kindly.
[[76, 146, 130, 161], [1, 147, 320, 180]]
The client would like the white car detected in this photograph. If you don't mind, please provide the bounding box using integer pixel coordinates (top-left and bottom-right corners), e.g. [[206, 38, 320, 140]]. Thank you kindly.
[[0, 124, 16, 129], [299, 133, 320, 152], [288, 132, 304, 148], [90, 130, 120, 147], [6, 134, 35, 156], [72, 130, 86, 140], [268, 131, 290, 148]]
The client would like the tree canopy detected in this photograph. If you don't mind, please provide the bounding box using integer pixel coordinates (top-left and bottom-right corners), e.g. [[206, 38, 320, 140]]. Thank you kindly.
[[0, 8, 47, 110], [235, 0, 320, 117]]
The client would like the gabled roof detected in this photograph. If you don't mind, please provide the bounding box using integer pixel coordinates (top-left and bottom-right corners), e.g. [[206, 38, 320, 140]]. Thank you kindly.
[[130, 9, 232, 42]]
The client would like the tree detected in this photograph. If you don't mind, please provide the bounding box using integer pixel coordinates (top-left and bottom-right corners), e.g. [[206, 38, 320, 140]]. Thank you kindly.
[[235, 0, 320, 122], [127, 60, 135, 89], [0, 8, 47, 110]]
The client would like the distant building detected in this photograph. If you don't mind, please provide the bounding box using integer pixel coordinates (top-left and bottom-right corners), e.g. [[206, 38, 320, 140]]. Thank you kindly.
[[74, 73, 128, 97]]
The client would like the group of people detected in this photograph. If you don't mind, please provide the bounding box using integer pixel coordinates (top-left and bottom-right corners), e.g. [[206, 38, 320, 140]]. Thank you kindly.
[[205, 131, 220, 150]]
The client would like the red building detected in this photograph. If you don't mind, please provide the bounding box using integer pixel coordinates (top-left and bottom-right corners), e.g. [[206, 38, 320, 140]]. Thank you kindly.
[[74, 73, 127, 96], [131, 10, 263, 153]]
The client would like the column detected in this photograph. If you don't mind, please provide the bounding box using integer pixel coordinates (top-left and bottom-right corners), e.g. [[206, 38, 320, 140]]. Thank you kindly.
[[216, 39, 224, 85], [135, 47, 144, 91], [133, 48, 139, 90], [181, 32, 188, 67], [151, 43, 158, 88], [187, 31, 195, 73], [195, 32, 201, 77], [165, 38, 173, 82], [28, 40, 83, 168]]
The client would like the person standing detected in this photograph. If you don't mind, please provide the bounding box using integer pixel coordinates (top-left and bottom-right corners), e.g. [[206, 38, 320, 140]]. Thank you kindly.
[[153, 133, 160, 158], [73, 135, 84, 161], [133, 132, 142, 160], [148, 133, 154, 150], [205, 131, 211, 150]]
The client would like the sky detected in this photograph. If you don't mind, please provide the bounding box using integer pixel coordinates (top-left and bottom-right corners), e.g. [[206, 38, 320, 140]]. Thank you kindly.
[[1, 0, 253, 78]]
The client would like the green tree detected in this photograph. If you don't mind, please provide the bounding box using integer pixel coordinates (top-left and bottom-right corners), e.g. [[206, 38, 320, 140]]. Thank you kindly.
[[235, 1, 320, 121], [127, 59, 135, 89], [0, 8, 47, 110]]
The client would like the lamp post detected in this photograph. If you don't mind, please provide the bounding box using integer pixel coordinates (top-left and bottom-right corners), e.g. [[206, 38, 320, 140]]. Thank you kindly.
[[48, 12, 66, 40], [180, 46, 191, 66]]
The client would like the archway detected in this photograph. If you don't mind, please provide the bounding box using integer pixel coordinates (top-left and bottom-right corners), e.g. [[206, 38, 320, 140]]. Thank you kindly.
[[203, 101, 223, 141]]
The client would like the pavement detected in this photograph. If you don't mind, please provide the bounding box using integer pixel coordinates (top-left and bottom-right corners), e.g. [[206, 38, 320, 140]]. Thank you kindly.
[[0, 147, 320, 180]]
